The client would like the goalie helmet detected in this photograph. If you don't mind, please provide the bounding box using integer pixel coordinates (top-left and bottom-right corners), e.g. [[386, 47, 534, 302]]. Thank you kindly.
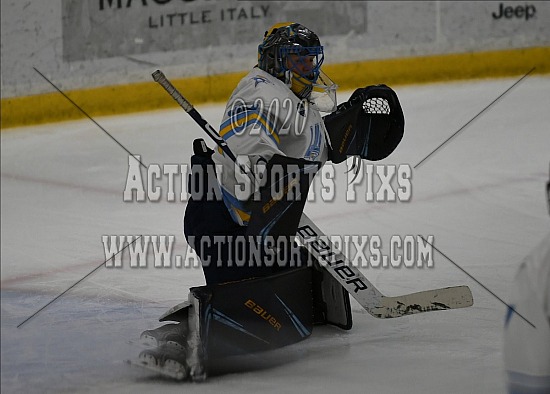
[[258, 22, 337, 111]]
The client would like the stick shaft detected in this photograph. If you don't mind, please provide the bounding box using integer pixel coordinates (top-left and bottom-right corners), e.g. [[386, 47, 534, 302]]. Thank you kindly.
[[152, 70, 237, 162]]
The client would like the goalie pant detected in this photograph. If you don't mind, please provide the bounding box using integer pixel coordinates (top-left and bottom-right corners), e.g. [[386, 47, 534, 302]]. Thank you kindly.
[[139, 264, 352, 381], [184, 138, 321, 285]]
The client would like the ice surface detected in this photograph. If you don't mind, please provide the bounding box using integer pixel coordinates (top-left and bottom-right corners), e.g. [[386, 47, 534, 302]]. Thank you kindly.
[[2, 76, 549, 393]]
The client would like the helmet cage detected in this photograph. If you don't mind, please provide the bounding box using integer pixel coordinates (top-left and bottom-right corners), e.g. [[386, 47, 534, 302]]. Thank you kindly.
[[280, 45, 324, 83]]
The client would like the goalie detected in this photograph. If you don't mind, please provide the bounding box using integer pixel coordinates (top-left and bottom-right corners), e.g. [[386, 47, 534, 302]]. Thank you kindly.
[[136, 22, 405, 381]]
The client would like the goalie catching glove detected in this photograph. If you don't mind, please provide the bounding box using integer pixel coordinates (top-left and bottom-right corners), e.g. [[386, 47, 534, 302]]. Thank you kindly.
[[324, 85, 405, 164]]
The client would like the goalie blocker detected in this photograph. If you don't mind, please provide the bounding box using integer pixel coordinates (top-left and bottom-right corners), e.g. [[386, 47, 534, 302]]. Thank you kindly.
[[158, 265, 352, 381]]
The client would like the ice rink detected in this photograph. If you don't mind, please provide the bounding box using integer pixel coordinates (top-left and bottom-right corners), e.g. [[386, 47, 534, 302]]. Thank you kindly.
[[2, 76, 549, 393]]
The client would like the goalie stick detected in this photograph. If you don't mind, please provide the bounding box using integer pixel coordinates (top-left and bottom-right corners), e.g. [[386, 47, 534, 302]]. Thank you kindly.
[[152, 69, 474, 318], [296, 216, 472, 318]]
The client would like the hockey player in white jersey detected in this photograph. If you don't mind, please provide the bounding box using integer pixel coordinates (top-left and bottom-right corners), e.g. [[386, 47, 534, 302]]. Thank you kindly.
[[133, 22, 405, 381], [136, 23, 344, 379], [503, 170, 550, 393]]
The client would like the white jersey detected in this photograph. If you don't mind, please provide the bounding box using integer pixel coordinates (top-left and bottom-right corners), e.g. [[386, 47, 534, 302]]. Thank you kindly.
[[503, 231, 550, 393], [213, 68, 329, 225]]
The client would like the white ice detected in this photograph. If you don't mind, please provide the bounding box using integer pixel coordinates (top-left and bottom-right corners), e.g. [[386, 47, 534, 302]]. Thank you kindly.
[[2, 76, 549, 393]]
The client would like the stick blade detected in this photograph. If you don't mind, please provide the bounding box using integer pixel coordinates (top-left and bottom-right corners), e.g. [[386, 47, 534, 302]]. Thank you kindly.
[[371, 285, 473, 319]]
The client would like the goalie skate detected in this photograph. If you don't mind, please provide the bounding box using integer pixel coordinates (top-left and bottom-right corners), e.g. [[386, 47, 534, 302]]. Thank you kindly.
[[131, 345, 189, 381]]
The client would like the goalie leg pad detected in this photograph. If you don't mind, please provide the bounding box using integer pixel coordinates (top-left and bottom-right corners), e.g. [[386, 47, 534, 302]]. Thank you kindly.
[[180, 267, 314, 379]]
